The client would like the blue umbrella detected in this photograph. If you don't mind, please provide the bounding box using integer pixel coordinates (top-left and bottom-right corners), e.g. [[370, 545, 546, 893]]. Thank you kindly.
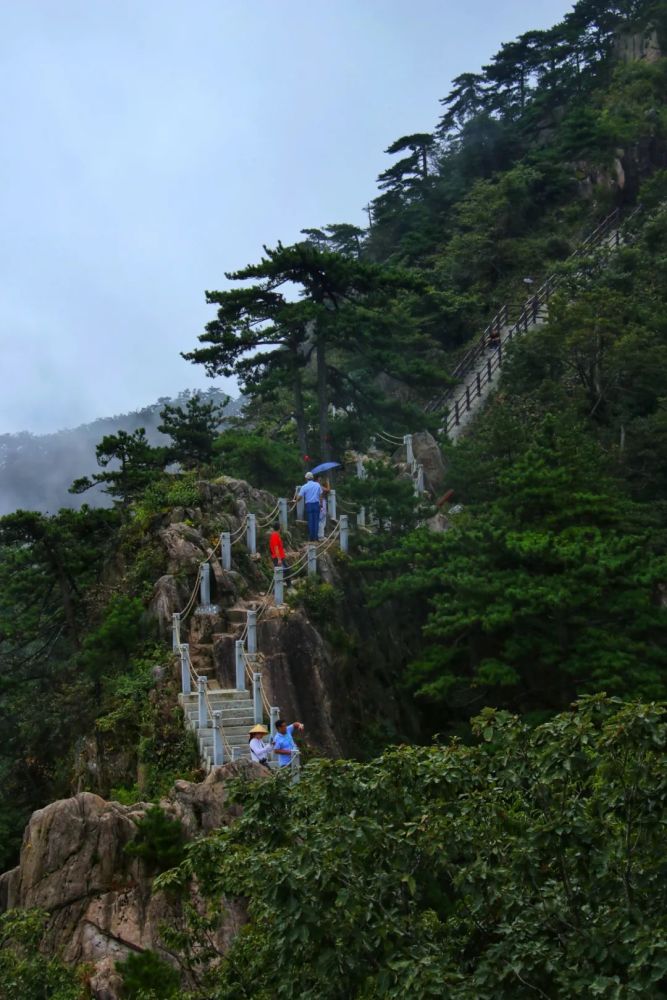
[[309, 461, 341, 475]]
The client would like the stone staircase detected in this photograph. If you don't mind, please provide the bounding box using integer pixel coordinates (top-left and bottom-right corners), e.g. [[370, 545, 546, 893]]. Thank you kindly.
[[180, 687, 255, 771], [427, 207, 633, 439]]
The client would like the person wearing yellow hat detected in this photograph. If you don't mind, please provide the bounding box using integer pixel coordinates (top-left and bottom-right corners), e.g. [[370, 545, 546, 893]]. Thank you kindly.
[[248, 724, 270, 767]]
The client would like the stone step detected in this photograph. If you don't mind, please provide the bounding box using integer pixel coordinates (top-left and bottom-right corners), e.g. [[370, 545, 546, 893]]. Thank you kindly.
[[187, 717, 255, 734], [180, 689, 250, 702]]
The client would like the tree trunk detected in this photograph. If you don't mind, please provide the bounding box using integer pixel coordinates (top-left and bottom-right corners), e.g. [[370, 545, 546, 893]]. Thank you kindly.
[[43, 538, 80, 649], [316, 333, 330, 461], [292, 366, 308, 460]]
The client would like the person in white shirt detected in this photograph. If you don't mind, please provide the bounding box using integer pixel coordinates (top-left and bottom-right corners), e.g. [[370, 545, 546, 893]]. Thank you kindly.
[[248, 724, 270, 767]]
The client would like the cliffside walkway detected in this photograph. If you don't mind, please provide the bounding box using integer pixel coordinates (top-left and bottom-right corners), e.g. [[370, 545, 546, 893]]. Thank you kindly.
[[170, 205, 637, 776], [426, 207, 633, 440]]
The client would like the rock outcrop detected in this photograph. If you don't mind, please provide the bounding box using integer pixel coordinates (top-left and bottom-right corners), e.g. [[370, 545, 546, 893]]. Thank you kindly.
[[0, 763, 264, 998]]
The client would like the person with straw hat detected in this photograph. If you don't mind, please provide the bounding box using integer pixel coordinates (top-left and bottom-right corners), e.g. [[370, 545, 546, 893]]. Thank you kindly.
[[248, 724, 270, 767]]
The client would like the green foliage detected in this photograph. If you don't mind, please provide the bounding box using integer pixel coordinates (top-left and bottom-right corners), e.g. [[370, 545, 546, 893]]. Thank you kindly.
[[124, 805, 186, 873], [136, 474, 202, 516], [373, 419, 667, 716], [116, 950, 180, 999], [158, 393, 228, 469], [212, 430, 303, 493], [69, 428, 166, 506], [0, 909, 90, 999], [157, 698, 667, 999], [286, 578, 341, 626], [342, 460, 423, 540]]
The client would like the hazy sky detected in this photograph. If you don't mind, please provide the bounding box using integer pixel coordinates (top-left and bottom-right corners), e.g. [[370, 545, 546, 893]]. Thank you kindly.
[[0, 0, 574, 435]]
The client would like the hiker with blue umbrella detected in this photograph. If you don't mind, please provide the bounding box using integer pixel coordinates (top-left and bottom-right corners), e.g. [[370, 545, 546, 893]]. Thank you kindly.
[[297, 462, 340, 541]]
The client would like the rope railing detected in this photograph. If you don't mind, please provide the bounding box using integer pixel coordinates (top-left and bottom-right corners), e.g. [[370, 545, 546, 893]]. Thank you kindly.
[[426, 206, 633, 418], [181, 643, 234, 760]]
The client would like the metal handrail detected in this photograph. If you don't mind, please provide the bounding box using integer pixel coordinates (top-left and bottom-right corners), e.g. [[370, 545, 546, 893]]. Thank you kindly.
[[426, 206, 628, 417]]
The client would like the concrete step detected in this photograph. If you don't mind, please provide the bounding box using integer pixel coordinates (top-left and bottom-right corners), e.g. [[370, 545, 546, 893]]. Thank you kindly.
[[188, 721, 255, 738], [181, 689, 250, 703]]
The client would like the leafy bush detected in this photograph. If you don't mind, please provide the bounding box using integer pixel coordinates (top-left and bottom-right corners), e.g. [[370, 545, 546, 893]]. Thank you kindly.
[[124, 805, 186, 873], [0, 909, 90, 999], [212, 430, 302, 494], [116, 950, 180, 999], [157, 697, 667, 999]]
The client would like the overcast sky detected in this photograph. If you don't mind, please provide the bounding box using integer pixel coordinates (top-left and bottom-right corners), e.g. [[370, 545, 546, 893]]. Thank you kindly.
[[0, 0, 574, 435]]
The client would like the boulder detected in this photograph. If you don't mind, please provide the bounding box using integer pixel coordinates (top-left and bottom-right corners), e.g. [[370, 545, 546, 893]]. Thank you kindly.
[[0, 768, 261, 998], [412, 431, 447, 495]]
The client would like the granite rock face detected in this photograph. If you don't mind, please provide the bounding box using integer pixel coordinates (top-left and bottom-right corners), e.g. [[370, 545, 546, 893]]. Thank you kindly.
[[0, 764, 263, 998]]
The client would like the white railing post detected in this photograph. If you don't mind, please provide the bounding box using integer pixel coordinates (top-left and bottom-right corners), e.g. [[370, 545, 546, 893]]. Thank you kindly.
[[296, 487, 304, 520], [199, 561, 211, 607], [247, 513, 257, 555], [328, 489, 337, 521], [307, 543, 317, 577], [356, 458, 365, 479], [198, 675, 208, 729], [270, 705, 280, 738], [278, 498, 288, 532], [357, 506, 366, 529], [180, 644, 191, 695], [235, 640, 246, 691], [404, 434, 414, 468], [213, 711, 224, 766], [252, 671, 262, 725], [172, 613, 181, 652], [291, 750, 301, 785], [339, 515, 349, 554], [414, 465, 424, 495], [274, 564, 284, 606], [247, 609, 257, 655], [221, 532, 231, 571]]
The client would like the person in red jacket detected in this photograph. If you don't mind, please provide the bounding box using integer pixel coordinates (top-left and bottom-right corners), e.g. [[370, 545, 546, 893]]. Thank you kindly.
[[269, 523, 287, 567]]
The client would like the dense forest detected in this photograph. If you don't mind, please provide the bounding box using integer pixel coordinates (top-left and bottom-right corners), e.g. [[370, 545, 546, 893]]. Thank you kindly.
[[1, 2, 667, 996]]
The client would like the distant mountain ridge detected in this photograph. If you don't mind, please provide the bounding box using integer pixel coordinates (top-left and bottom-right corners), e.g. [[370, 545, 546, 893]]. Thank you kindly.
[[0, 389, 240, 515]]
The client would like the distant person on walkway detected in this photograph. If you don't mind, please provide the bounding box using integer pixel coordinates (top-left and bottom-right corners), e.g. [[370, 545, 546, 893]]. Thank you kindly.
[[298, 472, 322, 541], [273, 718, 304, 767], [248, 724, 271, 768], [317, 476, 330, 540], [269, 523, 287, 567]]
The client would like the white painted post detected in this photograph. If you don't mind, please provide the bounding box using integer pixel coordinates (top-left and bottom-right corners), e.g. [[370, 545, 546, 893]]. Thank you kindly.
[[172, 613, 181, 652], [291, 750, 301, 785], [328, 489, 337, 521], [235, 640, 246, 691], [199, 561, 211, 606], [198, 675, 208, 729], [414, 464, 424, 496], [307, 543, 317, 577], [274, 565, 284, 606], [213, 711, 224, 766], [270, 705, 280, 738], [404, 434, 414, 468], [278, 498, 288, 532], [296, 487, 304, 520], [252, 671, 262, 725], [180, 644, 191, 695], [356, 458, 365, 479], [357, 506, 366, 529], [340, 515, 349, 554], [221, 532, 231, 571], [247, 513, 257, 555], [247, 609, 257, 655]]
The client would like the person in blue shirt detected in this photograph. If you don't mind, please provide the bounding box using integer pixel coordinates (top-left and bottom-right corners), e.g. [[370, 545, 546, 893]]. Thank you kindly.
[[272, 718, 304, 767], [298, 472, 323, 541]]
